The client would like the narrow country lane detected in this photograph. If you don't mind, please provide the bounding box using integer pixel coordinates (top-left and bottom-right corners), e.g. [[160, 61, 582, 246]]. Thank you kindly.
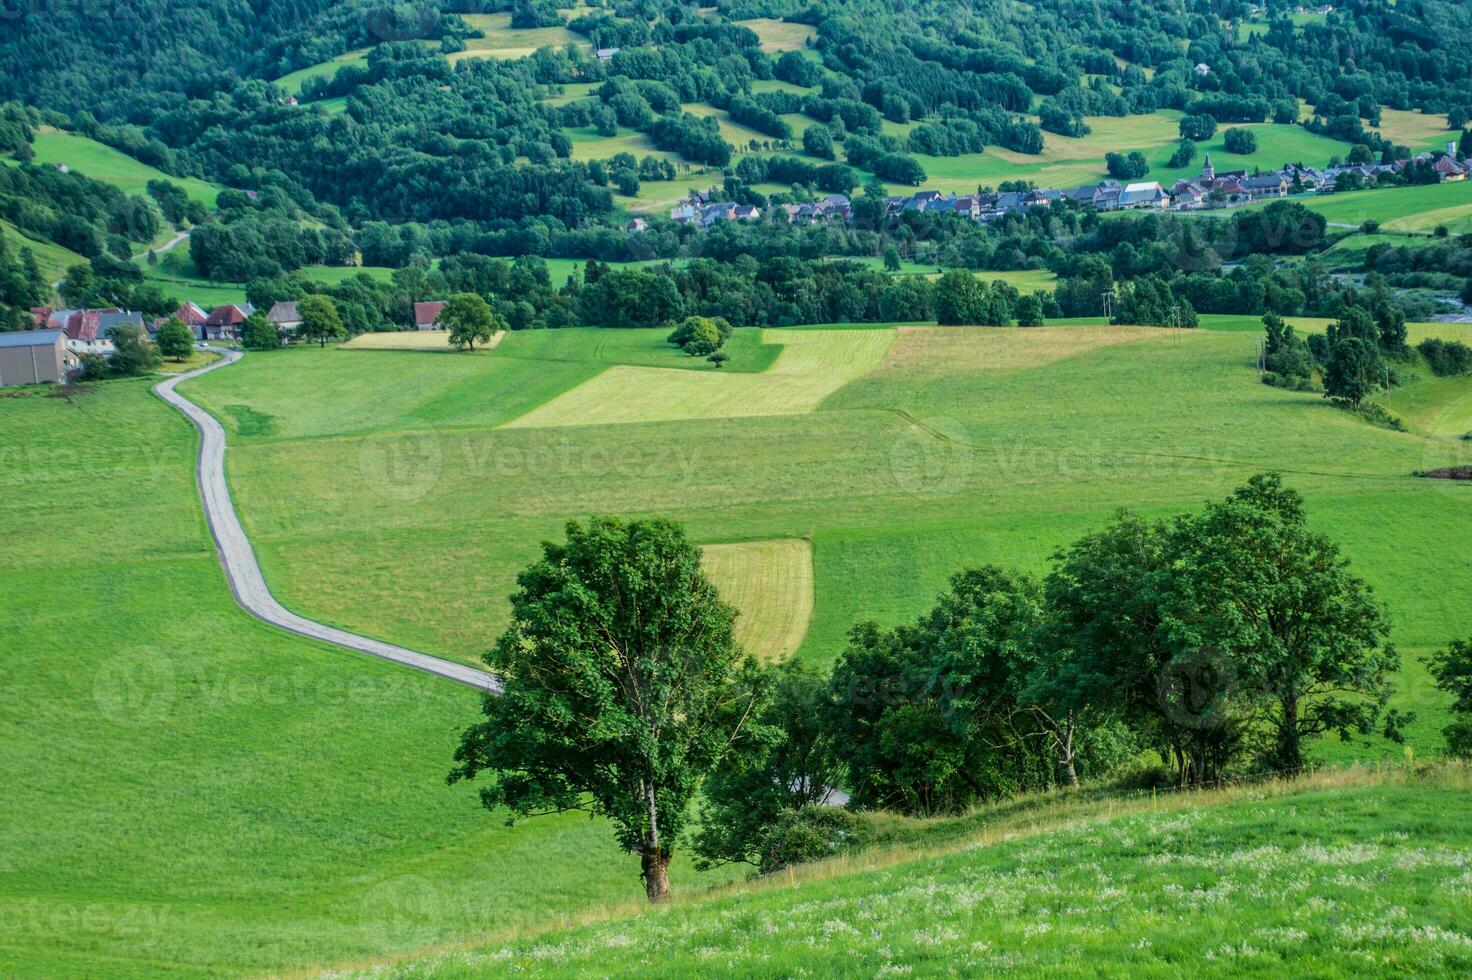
[[154, 346, 501, 692]]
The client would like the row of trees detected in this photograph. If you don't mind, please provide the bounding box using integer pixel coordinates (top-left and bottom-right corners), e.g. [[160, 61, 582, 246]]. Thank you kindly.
[[451, 476, 1416, 901]]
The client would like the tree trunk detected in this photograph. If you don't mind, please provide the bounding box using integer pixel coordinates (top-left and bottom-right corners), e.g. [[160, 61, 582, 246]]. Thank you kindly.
[[1060, 712, 1079, 787], [641, 847, 671, 902], [1277, 697, 1301, 772]]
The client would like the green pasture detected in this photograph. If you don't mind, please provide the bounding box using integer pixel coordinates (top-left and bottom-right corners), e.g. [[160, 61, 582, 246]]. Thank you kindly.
[[22, 128, 221, 205], [273, 49, 370, 95], [1236, 181, 1472, 234], [181, 320, 1472, 762], [0, 379, 737, 978], [1, 217, 85, 284], [341, 769, 1472, 977]]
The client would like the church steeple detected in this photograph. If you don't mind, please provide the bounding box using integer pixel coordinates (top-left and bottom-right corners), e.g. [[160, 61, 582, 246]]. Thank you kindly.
[[1203, 154, 1215, 181]]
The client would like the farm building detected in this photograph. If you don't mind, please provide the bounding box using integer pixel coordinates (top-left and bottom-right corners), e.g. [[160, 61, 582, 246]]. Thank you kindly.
[[0, 329, 78, 386], [414, 301, 445, 331], [266, 301, 302, 336], [1119, 182, 1168, 209], [203, 304, 252, 341]]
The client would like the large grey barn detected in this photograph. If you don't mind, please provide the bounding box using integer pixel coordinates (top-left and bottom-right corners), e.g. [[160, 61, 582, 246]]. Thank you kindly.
[[0, 329, 78, 386]]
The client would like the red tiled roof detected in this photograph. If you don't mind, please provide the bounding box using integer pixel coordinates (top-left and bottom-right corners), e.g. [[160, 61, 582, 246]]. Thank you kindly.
[[63, 310, 102, 342], [175, 302, 208, 325], [414, 301, 445, 326], [205, 304, 247, 327]]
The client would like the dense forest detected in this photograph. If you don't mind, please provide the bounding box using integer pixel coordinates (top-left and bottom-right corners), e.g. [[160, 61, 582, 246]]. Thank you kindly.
[[3, 0, 1472, 331], [3, 0, 1469, 237]]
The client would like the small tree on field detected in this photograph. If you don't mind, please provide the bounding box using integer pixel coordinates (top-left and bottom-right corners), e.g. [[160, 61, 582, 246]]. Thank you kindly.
[[450, 517, 768, 902], [1427, 639, 1472, 757], [240, 313, 280, 350], [106, 324, 161, 377], [440, 292, 501, 351], [883, 246, 901, 272], [154, 317, 194, 361], [1323, 336, 1382, 407], [707, 351, 729, 368], [297, 294, 345, 347], [1014, 293, 1045, 327], [1160, 474, 1402, 772], [1223, 128, 1257, 154]]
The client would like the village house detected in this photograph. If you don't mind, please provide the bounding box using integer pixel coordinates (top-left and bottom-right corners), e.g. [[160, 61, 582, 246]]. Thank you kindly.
[[1170, 180, 1209, 208], [266, 300, 302, 338], [162, 301, 210, 340], [1119, 181, 1168, 209], [1243, 173, 1289, 199], [414, 300, 445, 331], [47, 308, 141, 356], [0, 329, 78, 387], [203, 303, 252, 341]]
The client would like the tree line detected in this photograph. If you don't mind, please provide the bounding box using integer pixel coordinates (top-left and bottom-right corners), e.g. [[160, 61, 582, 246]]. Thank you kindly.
[[450, 475, 1441, 902]]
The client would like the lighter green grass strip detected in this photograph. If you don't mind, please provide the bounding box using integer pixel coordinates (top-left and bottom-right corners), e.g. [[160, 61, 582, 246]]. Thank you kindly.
[[502, 328, 896, 428], [702, 538, 814, 662]]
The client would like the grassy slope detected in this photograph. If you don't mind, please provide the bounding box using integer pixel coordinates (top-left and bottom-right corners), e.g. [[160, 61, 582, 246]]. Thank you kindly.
[[1, 217, 86, 283], [341, 766, 1472, 978], [702, 538, 815, 661], [0, 379, 736, 978], [1233, 181, 1472, 233], [180, 322, 1472, 761], [26, 128, 220, 205], [273, 49, 370, 95]]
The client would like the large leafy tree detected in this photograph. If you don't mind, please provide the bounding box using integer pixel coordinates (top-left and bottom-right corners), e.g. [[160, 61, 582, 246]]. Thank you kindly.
[[826, 567, 1054, 815], [449, 517, 766, 901], [1323, 336, 1383, 407], [1042, 513, 1236, 785], [1160, 475, 1401, 771], [440, 292, 503, 351], [693, 661, 839, 871], [154, 316, 194, 361], [296, 294, 345, 347], [1426, 638, 1472, 757]]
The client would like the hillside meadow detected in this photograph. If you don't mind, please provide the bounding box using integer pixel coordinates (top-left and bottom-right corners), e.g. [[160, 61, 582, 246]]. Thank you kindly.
[[0, 377, 739, 978], [181, 319, 1472, 763], [334, 765, 1472, 978], [21, 127, 221, 205]]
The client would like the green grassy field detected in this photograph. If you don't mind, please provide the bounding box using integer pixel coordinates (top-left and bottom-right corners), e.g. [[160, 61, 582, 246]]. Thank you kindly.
[[273, 49, 370, 95], [501, 327, 896, 427], [178, 319, 1472, 764], [139, 257, 395, 309], [342, 766, 1472, 977], [449, 13, 586, 64], [0, 377, 739, 978], [1235, 181, 1472, 234], [737, 18, 817, 53], [24, 128, 221, 205]]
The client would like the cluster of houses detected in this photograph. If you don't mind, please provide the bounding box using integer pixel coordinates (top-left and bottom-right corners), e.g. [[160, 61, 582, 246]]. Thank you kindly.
[[668, 143, 1470, 229]]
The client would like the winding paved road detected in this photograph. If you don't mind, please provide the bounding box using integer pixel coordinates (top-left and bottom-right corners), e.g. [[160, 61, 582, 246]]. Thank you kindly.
[[154, 347, 501, 692]]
